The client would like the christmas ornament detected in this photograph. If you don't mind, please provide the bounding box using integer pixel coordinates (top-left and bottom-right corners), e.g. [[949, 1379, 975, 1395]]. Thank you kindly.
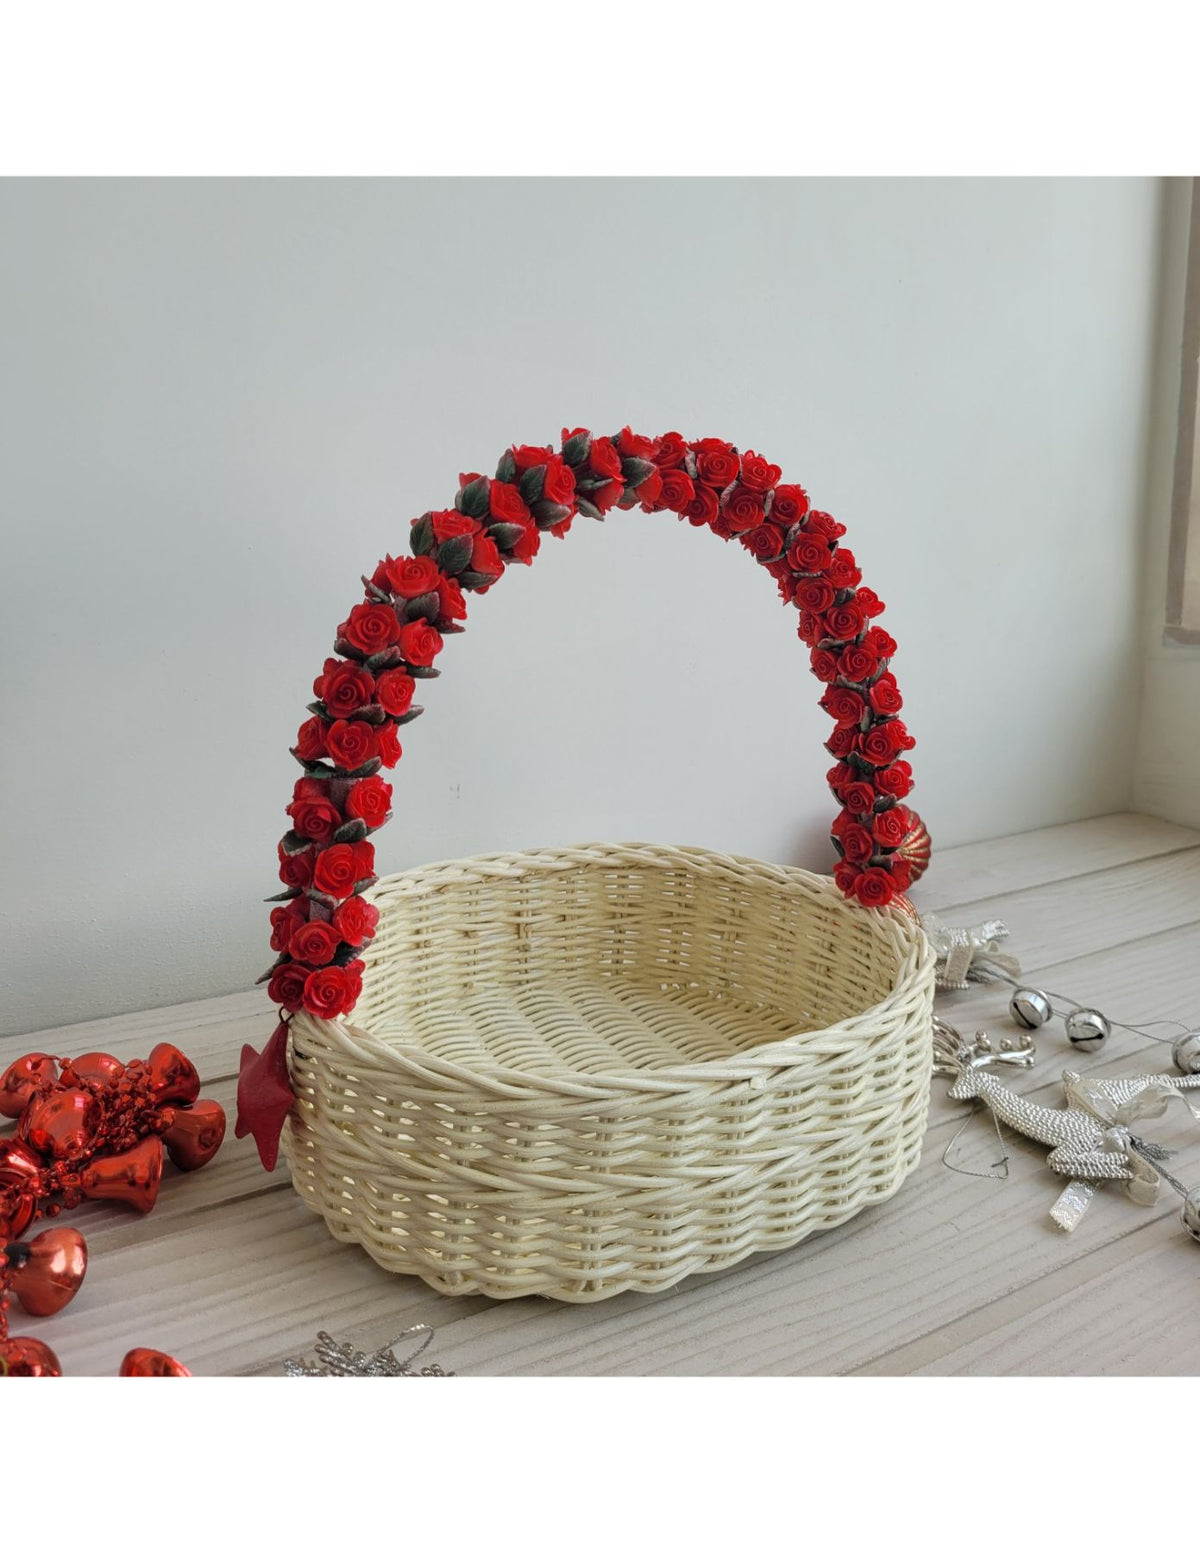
[[1064, 1008, 1111, 1053], [1010, 987, 1054, 1030], [4, 1227, 87, 1316], [284, 1325, 454, 1377], [234, 1020, 294, 1171], [119, 1348, 192, 1376], [921, 914, 1021, 992], [934, 1017, 1200, 1236], [1173, 1031, 1200, 1076], [0, 1336, 62, 1376]]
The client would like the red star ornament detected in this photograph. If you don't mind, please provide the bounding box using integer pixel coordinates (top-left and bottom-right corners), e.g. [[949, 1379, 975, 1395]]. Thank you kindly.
[[235, 1020, 295, 1171]]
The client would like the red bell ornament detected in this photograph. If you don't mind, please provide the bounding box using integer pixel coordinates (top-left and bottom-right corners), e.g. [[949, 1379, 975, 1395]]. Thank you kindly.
[[9, 1227, 88, 1317], [147, 1044, 201, 1107], [19, 1087, 101, 1160], [68, 1051, 126, 1087], [0, 1336, 62, 1377], [0, 1053, 59, 1119], [119, 1347, 192, 1377], [0, 1138, 43, 1189], [79, 1135, 163, 1214], [0, 1194, 36, 1242], [162, 1099, 227, 1171]]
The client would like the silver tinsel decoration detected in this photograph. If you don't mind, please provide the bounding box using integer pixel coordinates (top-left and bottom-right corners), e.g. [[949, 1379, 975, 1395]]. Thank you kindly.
[[284, 1324, 455, 1377]]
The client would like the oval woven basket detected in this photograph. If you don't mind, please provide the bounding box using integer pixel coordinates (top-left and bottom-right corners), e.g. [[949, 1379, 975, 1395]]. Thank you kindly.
[[282, 842, 935, 1301], [244, 427, 939, 1302]]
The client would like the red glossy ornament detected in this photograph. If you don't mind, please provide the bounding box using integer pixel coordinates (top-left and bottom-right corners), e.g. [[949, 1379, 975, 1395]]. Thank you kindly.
[[897, 812, 932, 885], [162, 1099, 227, 1171], [19, 1087, 101, 1160], [0, 1193, 36, 1241], [68, 1051, 126, 1087], [10, 1226, 88, 1316], [0, 1053, 59, 1119], [79, 1135, 163, 1214], [0, 1336, 62, 1376], [119, 1347, 192, 1377], [0, 1137, 43, 1189], [147, 1043, 201, 1106]]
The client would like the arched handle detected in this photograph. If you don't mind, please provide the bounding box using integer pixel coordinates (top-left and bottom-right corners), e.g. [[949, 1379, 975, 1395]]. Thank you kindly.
[[262, 427, 927, 1023]]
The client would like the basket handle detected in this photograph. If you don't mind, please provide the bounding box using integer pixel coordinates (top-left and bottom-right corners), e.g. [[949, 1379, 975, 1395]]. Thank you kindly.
[[260, 428, 927, 1028]]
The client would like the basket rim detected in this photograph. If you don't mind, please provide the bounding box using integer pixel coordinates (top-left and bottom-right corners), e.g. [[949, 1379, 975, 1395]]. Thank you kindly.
[[287, 840, 934, 1103]]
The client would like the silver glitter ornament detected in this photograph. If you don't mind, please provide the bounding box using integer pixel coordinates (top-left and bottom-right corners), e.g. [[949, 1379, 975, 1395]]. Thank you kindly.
[[1172, 1030, 1200, 1076], [1065, 1008, 1111, 1053], [1010, 987, 1054, 1030]]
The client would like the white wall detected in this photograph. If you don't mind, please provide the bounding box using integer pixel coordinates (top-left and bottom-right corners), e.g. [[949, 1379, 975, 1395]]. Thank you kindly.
[[0, 178, 1162, 1036]]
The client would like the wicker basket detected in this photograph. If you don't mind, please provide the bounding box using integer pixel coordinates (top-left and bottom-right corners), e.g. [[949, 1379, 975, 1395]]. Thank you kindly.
[[282, 841, 935, 1301]]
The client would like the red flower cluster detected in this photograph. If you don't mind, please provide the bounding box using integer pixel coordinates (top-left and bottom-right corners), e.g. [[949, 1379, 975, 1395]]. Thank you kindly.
[[265, 428, 925, 1022]]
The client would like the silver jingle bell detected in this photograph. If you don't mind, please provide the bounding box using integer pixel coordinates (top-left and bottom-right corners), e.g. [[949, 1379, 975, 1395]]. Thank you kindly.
[[1183, 1190, 1200, 1245], [1010, 987, 1054, 1030], [1172, 1030, 1200, 1076], [1064, 1007, 1111, 1053]]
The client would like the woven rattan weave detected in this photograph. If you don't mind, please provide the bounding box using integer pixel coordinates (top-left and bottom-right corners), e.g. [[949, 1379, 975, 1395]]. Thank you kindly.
[[282, 841, 935, 1301]]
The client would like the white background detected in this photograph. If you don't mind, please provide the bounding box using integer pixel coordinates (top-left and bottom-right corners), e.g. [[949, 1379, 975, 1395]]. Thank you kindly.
[[0, 177, 1170, 1034]]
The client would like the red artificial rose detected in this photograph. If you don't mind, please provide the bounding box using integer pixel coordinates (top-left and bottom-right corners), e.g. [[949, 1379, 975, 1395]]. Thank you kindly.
[[889, 858, 913, 893], [875, 760, 913, 799], [794, 578, 836, 613], [436, 575, 467, 620], [770, 484, 809, 525], [693, 442, 740, 489], [855, 587, 886, 618], [841, 781, 878, 816], [860, 720, 915, 764], [340, 603, 401, 656], [833, 859, 861, 896], [431, 510, 480, 543], [289, 919, 341, 967], [470, 533, 504, 578], [838, 643, 878, 681], [824, 602, 867, 642], [511, 443, 553, 470], [325, 720, 377, 771], [839, 824, 875, 865], [270, 900, 307, 953], [773, 565, 797, 605], [295, 716, 327, 762], [332, 896, 379, 947], [302, 965, 358, 1020], [399, 620, 443, 667], [683, 484, 719, 527], [788, 534, 833, 575], [810, 649, 840, 684], [807, 510, 847, 541], [374, 669, 414, 716], [541, 456, 576, 507], [866, 626, 897, 659], [278, 843, 314, 890], [825, 725, 858, 759], [654, 431, 688, 470], [312, 844, 358, 897], [871, 807, 909, 849], [287, 780, 342, 844], [375, 723, 402, 767], [820, 687, 866, 726], [584, 478, 623, 515], [868, 672, 903, 716], [739, 451, 781, 493], [616, 426, 659, 461], [315, 658, 375, 717], [743, 522, 784, 561], [384, 555, 441, 599], [723, 486, 765, 533], [797, 611, 823, 646], [268, 962, 309, 1013], [635, 468, 663, 505], [828, 551, 862, 590], [352, 840, 375, 881], [587, 437, 623, 480], [827, 760, 854, 792], [853, 867, 896, 909], [345, 774, 392, 828], [489, 479, 530, 523]]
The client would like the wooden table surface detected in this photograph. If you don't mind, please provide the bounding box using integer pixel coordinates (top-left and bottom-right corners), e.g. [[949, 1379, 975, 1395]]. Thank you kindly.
[[5, 811, 1199, 1376]]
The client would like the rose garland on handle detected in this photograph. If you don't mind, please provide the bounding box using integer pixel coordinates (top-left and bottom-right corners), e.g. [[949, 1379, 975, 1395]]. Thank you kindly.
[[236, 428, 929, 1169]]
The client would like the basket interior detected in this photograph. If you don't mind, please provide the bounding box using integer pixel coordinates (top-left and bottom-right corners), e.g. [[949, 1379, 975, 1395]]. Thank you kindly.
[[346, 848, 910, 1077]]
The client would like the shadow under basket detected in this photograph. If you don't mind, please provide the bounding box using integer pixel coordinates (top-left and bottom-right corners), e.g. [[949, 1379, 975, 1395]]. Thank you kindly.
[[282, 841, 935, 1302]]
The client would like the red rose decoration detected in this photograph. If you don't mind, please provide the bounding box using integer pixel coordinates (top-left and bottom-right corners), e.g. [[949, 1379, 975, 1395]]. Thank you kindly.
[[341, 603, 401, 656], [294, 716, 327, 762], [739, 451, 781, 493], [287, 780, 341, 844], [278, 845, 314, 890], [860, 720, 915, 764], [587, 437, 623, 481], [490, 480, 530, 523], [852, 867, 896, 908], [770, 484, 809, 524], [889, 858, 913, 892], [383, 555, 441, 599], [332, 896, 379, 946], [470, 533, 504, 578], [741, 523, 782, 562], [289, 919, 341, 967], [268, 962, 309, 1013], [838, 643, 878, 681], [824, 601, 867, 642], [376, 723, 402, 767], [820, 687, 866, 726], [312, 844, 358, 897], [871, 808, 909, 848], [866, 626, 897, 658], [868, 672, 903, 716], [542, 456, 576, 507], [683, 484, 719, 527], [315, 659, 375, 716], [833, 859, 862, 896], [656, 468, 695, 514], [270, 901, 306, 952], [855, 587, 886, 618], [839, 824, 875, 865], [693, 442, 740, 489], [654, 431, 688, 470], [810, 649, 840, 683], [807, 510, 847, 541], [788, 535, 833, 575], [795, 578, 835, 613], [875, 759, 913, 799], [373, 669, 413, 717], [828, 551, 862, 590], [505, 519, 541, 564], [825, 725, 858, 759], [346, 775, 392, 828], [399, 620, 443, 667], [431, 510, 479, 543], [511, 444, 552, 469], [352, 840, 376, 880], [302, 965, 359, 1020], [724, 486, 765, 533], [841, 781, 877, 816], [325, 719, 378, 771], [797, 611, 824, 646], [436, 575, 467, 620]]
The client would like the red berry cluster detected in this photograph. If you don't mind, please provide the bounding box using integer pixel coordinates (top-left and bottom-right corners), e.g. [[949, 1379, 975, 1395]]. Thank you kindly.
[[267, 428, 927, 1022]]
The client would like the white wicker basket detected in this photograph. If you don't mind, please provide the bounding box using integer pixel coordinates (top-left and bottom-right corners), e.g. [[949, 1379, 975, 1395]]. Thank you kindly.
[[281, 840, 935, 1301]]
